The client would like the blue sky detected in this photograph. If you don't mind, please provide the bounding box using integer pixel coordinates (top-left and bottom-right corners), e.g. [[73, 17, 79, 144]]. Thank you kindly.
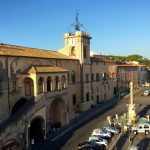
[[0, 0, 150, 58]]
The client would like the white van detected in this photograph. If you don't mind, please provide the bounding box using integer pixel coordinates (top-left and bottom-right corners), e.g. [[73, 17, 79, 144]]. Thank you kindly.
[[143, 90, 150, 96]]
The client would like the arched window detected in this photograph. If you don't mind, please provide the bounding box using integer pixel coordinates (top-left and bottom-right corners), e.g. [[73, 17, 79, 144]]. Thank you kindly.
[[71, 71, 76, 83], [38, 77, 44, 93], [55, 76, 59, 90], [70, 47, 75, 56], [61, 75, 66, 89], [47, 77, 52, 92], [24, 77, 34, 96]]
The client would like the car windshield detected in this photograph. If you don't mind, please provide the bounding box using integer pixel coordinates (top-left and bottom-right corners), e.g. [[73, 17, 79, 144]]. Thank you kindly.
[[102, 129, 107, 133]]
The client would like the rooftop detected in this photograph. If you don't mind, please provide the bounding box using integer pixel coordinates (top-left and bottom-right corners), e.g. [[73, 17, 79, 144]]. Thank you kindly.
[[0, 43, 76, 60], [24, 66, 69, 74]]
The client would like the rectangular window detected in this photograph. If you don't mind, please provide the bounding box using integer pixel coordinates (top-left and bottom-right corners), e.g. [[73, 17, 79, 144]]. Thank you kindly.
[[12, 80, 17, 92], [86, 92, 90, 101], [85, 73, 89, 82], [84, 46, 87, 58], [96, 73, 99, 81], [72, 94, 76, 105], [0, 80, 2, 95], [91, 74, 94, 81], [112, 73, 116, 79]]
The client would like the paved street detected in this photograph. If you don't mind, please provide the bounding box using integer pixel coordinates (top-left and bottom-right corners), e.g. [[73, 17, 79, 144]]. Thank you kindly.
[[62, 88, 150, 150]]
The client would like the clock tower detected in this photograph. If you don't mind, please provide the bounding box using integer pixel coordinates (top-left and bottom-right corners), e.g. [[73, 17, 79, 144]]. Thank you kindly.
[[60, 13, 92, 64]]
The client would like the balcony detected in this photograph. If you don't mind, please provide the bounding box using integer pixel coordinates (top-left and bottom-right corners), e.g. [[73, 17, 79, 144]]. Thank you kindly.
[[36, 87, 69, 101]]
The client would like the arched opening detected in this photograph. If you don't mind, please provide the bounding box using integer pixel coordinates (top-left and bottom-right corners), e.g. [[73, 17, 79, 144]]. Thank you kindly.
[[49, 99, 66, 131], [47, 76, 52, 92], [70, 47, 75, 56], [30, 117, 45, 143], [61, 75, 66, 89], [24, 77, 34, 96], [11, 98, 27, 116], [55, 76, 59, 90], [38, 77, 44, 93]]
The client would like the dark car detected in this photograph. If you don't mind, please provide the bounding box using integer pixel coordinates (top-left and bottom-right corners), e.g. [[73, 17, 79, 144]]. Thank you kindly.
[[78, 141, 104, 150]]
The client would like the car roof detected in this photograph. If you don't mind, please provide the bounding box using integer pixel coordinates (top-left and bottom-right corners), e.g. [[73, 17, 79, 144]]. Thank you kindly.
[[93, 129, 102, 132], [89, 136, 99, 139]]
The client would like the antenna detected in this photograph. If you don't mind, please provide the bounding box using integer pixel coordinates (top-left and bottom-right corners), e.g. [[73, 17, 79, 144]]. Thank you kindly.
[[68, 10, 87, 33], [75, 10, 80, 31]]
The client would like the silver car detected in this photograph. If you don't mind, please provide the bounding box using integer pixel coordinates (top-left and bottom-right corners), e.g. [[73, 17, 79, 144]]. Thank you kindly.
[[91, 129, 111, 138], [103, 125, 119, 134], [88, 136, 108, 146]]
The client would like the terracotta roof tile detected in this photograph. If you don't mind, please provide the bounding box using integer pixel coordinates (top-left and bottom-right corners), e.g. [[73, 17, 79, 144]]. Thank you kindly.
[[0, 43, 76, 60], [116, 64, 145, 67], [27, 66, 68, 73]]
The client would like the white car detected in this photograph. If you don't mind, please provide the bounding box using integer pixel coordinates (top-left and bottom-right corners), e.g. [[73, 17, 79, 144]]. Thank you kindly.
[[103, 125, 119, 134], [143, 90, 150, 96], [131, 123, 150, 134], [88, 136, 108, 146], [91, 129, 111, 138]]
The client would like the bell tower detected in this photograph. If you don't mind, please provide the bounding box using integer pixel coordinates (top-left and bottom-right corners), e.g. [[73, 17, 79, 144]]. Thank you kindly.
[[63, 12, 92, 64]]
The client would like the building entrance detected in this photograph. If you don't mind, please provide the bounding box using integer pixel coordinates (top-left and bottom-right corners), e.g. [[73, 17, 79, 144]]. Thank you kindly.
[[30, 118, 45, 143]]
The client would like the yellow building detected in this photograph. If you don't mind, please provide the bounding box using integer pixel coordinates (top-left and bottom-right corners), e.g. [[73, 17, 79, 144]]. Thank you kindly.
[[0, 23, 117, 149]]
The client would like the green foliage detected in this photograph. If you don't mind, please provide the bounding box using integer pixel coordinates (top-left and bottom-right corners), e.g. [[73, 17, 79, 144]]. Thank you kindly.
[[110, 54, 150, 66]]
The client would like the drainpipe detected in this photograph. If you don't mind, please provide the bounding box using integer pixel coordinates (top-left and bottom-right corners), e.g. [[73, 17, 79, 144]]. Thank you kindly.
[[6, 56, 11, 115]]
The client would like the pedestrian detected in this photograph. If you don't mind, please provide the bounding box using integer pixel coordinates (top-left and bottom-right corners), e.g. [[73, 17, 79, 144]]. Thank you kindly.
[[124, 125, 127, 133], [31, 139, 35, 150]]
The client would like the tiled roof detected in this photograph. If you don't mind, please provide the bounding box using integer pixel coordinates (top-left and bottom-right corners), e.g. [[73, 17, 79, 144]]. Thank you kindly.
[[27, 66, 69, 73], [90, 57, 116, 63], [116, 64, 145, 67], [0, 43, 76, 60]]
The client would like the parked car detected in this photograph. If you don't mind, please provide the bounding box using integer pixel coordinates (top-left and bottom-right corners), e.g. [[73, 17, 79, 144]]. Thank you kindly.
[[143, 90, 150, 96], [91, 129, 111, 138], [89, 136, 108, 146], [103, 125, 119, 134], [131, 123, 150, 134], [78, 141, 103, 150]]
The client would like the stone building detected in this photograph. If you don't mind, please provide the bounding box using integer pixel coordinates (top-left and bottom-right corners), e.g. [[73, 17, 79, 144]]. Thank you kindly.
[[0, 25, 117, 149], [116, 64, 147, 89]]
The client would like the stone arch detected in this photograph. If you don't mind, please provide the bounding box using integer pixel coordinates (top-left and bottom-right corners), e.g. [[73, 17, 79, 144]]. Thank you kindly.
[[2, 139, 19, 150], [49, 98, 67, 129], [38, 77, 44, 93], [11, 97, 28, 116], [23, 77, 34, 97], [29, 116, 45, 143]]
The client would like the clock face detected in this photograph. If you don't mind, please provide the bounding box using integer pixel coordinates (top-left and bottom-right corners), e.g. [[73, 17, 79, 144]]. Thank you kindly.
[[69, 38, 75, 45]]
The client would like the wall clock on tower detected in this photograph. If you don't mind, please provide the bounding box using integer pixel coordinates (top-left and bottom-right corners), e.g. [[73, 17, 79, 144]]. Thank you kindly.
[[69, 38, 75, 46]]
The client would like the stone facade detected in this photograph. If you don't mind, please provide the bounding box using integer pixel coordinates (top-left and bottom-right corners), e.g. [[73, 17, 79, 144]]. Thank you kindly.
[[0, 30, 116, 149], [116, 64, 147, 89]]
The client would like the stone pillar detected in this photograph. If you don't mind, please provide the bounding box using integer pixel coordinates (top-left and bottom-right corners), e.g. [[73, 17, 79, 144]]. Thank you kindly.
[[130, 82, 133, 105], [128, 81, 136, 125]]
